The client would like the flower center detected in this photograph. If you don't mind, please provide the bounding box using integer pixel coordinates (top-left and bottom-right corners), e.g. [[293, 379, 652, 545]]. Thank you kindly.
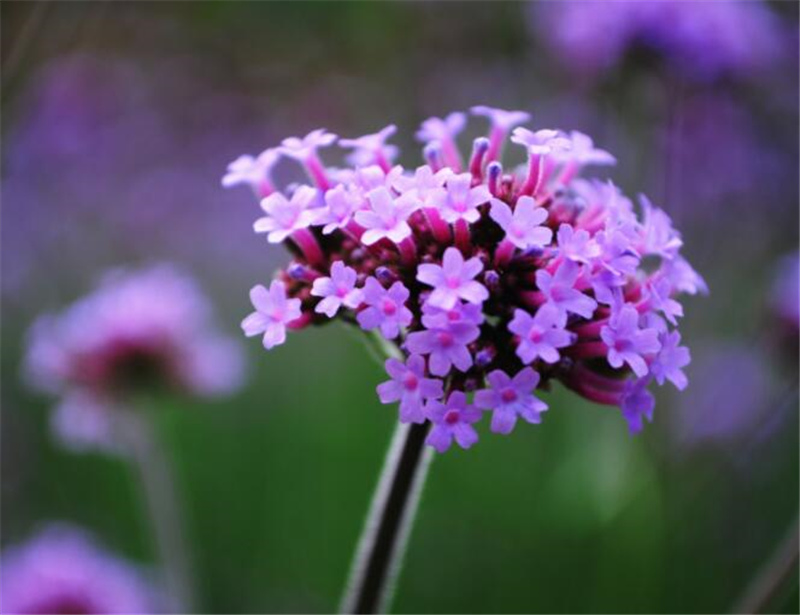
[[446, 277, 461, 289], [501, 388, 518, 403], [444, 410, 460, 425], [382, 299, 397, 316], [446, 309, 460, 321], [336, 286, 348, 298], [529, 327, 543, 343], [437, 331, 454, 347], [402, 373, 419, 391]]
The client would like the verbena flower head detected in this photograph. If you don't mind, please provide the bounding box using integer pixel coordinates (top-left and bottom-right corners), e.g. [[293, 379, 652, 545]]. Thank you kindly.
[[228, 108, 705, 451], [0, 523, 159, 614], [24, 265, 244, 452]]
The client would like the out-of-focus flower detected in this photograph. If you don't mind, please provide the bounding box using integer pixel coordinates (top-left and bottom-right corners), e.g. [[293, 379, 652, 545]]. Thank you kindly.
[[228, 107, 704, 450], [25, 265, 244, 452], [0, 524, 159, 614], [770, 252, 800, 333], [221, 149, 280, 197], [532, 0, 793, 83]]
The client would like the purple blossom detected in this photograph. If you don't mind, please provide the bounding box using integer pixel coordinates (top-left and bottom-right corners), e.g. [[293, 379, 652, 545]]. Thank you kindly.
[[404, 315, 479, 376], [620, 377, 655, 434], [420, 299, 484, 329], [553, 131, 616, 168], [556, 223, 601, 264], [425, 391, 482, 453], [25, 266, 244, 450], [0, 524, 158, 614], [221, 149, 280, 191], [317, 184, 363, 235], [340, 124, 397, 167], [650, 331, 690, 390], [600, 304, 661, 377], [641, 276, 684, 325], [376, 355, 443, 424], [391, 165, 453, 206], [490, 195, 553, 250], [415, 112, 466, 145], [356, 278, 413, 339], [242, 280, 302, 350], [639, 196, 683, 259], [354, 187, 418, 245], [416, 247, 489, 310], [509, 304, 574, 364], [254, 185, 318, 243], [311, 261, 363, 317], [535, 260, 597, 319], [662, 255, 709, 296], [470, 106, 531, 130], [278, 128, 337, 160], [510, 127, 572, 155], [474, 368, 548, 434], [429, 173, 491, 224]]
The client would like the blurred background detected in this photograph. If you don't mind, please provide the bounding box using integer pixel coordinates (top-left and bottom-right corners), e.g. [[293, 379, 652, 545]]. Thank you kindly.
[[1, 2, 798, 613]]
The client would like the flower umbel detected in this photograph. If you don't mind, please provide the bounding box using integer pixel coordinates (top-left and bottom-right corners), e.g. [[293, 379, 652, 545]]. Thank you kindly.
[[229, 107, 705, 449]]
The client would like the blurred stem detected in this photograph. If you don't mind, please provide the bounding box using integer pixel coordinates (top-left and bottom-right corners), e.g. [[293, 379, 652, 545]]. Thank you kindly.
[[116, 409, 196, 613], [730, 518, 799, 614], [339, 420, 434, 614]]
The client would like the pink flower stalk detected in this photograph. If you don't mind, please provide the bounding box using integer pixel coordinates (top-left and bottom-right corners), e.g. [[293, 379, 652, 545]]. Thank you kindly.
[[228, 107, 705, 450], [25, 266, 244, 452], [0, 524, 159, 614]]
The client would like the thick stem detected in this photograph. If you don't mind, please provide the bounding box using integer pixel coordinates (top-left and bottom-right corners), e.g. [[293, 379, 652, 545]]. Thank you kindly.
[[339, 421, 434, 614], [116, 410, 195, 613]]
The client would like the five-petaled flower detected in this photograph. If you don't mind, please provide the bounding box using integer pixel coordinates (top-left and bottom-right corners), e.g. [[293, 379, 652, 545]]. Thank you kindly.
[[416, 247, 489, 310], [490, 195, 553, 251], [242, 280, 303, 350], [311, 261, 363, 317], [356, 278, 413, 339], [425, 391, 483, 453], [376, 355, 443, 424], [254, 186, 318, 243], [475, 368, 548, 434], [430, 173, 491, 224], [509, 304, 574, 364], [600, 305, 661, 377]]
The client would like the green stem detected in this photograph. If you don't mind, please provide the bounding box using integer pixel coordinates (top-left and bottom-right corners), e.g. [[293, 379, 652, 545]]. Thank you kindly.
[[339, 421, 434, 614]]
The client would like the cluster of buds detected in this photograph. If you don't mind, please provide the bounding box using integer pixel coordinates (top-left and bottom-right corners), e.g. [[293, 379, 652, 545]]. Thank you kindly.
[[225, 106, 705, 452]]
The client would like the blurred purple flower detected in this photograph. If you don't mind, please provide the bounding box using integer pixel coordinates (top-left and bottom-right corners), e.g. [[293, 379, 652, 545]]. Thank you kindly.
[[25, 265, 245, 451], [1, 524, 159, 614], [533, 0, 793, 83]]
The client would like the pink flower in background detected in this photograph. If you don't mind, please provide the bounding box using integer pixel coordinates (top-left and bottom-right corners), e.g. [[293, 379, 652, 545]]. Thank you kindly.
[[0, 524, 159, 614], [229, 107, 704, 450], [25, 265, 245, 451]]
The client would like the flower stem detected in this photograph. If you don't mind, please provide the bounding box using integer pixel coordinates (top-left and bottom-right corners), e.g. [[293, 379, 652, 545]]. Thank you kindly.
[[116, 409, 196, 613], [339, 421, 434, 614]]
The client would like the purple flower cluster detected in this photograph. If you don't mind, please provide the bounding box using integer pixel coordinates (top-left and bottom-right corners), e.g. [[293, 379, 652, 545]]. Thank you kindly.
[[533, 0, 791, 83], [0, 524, 159, 614], [25, 265, 244, 452], [228, 107, 705, 450]]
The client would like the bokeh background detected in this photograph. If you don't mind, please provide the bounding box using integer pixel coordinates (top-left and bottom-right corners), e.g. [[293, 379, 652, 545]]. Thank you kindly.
[[2, 2, 798, 613]]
